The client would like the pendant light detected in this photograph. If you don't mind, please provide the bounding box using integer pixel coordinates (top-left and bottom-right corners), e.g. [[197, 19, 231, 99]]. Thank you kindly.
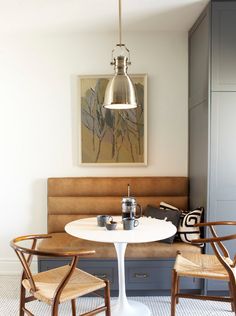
[[103, 0, 138, 109]]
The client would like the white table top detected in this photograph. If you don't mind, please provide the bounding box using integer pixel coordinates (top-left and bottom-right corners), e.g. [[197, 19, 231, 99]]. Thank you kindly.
[[65, 216, 176, 244]]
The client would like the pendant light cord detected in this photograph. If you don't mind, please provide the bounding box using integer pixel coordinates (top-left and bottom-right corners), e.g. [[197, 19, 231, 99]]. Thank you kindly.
[[119, 0, 122, 45]]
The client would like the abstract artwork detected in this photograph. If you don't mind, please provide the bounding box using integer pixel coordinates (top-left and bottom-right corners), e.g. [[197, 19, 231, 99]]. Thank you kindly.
[[79, 74, 147, 165]]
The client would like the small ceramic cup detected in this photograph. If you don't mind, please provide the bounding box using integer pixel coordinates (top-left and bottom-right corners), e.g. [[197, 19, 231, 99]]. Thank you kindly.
[[105, 220, 117, 231], [122, 217, 139, 230], [97, 215, 113, 227]]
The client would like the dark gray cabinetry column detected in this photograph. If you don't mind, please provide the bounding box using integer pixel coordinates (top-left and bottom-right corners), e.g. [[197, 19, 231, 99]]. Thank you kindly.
[[189, 0, 236, 293]]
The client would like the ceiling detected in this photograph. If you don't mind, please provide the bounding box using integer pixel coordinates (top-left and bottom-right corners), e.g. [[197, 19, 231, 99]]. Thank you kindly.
[[0, 0, 210, 34]]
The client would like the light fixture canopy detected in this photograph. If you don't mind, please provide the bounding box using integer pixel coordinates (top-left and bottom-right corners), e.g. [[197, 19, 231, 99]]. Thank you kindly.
[[103, 0, 138, 110]]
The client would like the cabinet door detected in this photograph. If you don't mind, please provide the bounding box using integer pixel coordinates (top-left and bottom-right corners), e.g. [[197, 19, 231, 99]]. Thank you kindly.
[[212, 2, 236, 91], [189, 100, 208, 210], [209, 92, 236, 227], [125, 260, 200, 291], [208, 92, 236, 291], [208, 92, 236, 289], [189, 9, 209, 108]]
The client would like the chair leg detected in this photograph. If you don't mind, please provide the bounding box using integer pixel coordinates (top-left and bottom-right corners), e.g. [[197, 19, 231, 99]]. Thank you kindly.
[[229, 281, 236, 316], [19, 283, 26, 316], [51, 302, 59, 316], [232, 290, 236, 316], [71, 299, 76, 316], [104, 280, 111, 316], [176, 276, 180, 304], [171, 269, 178, 316], [228, 282, 235, 312]]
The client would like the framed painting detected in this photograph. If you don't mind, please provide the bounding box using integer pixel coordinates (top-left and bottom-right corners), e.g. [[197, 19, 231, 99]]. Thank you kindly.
[[78, 74, 147, 165]]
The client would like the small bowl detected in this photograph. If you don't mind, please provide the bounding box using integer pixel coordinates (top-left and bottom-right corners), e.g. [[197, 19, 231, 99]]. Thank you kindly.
[[105, 221, 117, 231]]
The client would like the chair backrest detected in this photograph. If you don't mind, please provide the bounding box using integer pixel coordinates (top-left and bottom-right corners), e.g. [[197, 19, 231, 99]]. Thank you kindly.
[[10, 234, 95, 294], [193, 221, 236, 282]]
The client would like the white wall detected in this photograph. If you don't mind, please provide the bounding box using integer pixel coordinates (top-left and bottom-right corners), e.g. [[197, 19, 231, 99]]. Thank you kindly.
[[0, 30, 188, 274]]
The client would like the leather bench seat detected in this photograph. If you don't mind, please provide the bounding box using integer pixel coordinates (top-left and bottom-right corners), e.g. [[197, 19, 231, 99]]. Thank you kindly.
[[38, 232, 201, 259]]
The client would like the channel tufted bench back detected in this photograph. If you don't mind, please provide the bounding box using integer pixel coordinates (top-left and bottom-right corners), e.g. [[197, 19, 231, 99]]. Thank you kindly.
[[47, 177, 188, 233]]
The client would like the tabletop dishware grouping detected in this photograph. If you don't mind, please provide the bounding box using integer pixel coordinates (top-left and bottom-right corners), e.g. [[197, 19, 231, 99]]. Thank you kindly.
[[97, 183, 143, 230], [97, 215, 139, 231]]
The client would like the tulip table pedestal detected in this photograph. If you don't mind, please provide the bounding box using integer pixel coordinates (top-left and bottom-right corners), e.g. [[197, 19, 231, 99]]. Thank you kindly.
[[65, 216, 176, 316]]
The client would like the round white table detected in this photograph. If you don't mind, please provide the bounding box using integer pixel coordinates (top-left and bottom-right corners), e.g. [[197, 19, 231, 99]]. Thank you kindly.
[[65, 216, 176, 316]]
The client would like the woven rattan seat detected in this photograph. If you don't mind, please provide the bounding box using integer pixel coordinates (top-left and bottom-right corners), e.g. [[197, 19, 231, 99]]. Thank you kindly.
[[10, 234, 111, 316], [174, 253, 230, 280], [171, 221, 236, 316], [22, 266, 106, 305]]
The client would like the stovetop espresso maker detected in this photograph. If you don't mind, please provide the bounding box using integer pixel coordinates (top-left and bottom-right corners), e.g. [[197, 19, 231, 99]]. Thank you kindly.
[[121, 184, 142, 219]]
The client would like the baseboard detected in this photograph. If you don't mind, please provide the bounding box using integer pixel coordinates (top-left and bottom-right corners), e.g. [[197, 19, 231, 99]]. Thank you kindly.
[[0, 258, 37, 275]]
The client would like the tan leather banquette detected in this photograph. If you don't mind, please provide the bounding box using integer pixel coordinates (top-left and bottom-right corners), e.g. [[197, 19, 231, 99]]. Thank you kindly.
[[38, 177, 201, 258]]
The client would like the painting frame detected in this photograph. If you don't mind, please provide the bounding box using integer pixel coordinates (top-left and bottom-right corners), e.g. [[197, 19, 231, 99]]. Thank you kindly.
[[78, 74, 147, 166]]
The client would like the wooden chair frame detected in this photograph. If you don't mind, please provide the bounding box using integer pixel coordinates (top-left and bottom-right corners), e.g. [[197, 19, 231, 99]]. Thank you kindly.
[[10, 234, 111, 316], [171, 221, 236, 316]]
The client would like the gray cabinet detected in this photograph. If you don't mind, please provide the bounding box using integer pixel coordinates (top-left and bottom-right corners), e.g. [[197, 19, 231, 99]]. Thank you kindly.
[[209, 92, 236, 219], [189, 100, 208, 210], [189, 7, 209, 212], [212, 3, 236, 91], [207, 92, 236, 291], [189, 1, 236, 293]]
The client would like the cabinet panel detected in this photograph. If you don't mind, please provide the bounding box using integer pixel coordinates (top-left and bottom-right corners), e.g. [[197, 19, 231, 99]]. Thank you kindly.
[[126, 260, 173, 290], [189, 101, 208, 210], [212, 2, 236, 91], [207, 280, 228, 292], [209, 92, 236, 260], [189, 11, 209, 108], [125, 260, 200, 291], [209, 92, 236, 205], [79, 261, 118, 290]]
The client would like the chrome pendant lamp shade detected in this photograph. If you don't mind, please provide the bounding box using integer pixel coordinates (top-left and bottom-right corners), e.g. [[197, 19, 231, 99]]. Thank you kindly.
[[104, 56, 137, 109], [103, 0, 138, 110]]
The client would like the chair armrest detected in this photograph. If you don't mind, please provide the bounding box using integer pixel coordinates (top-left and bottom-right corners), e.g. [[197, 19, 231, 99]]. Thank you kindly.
[[35, 249, 96, 257], [192, 233, 236, 244], [194, 221, 236, 228], [11, 234, 96, 258]]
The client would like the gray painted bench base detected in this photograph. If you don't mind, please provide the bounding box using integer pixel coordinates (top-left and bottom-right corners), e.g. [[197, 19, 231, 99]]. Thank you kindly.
[[38, 258, 202, 296]]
